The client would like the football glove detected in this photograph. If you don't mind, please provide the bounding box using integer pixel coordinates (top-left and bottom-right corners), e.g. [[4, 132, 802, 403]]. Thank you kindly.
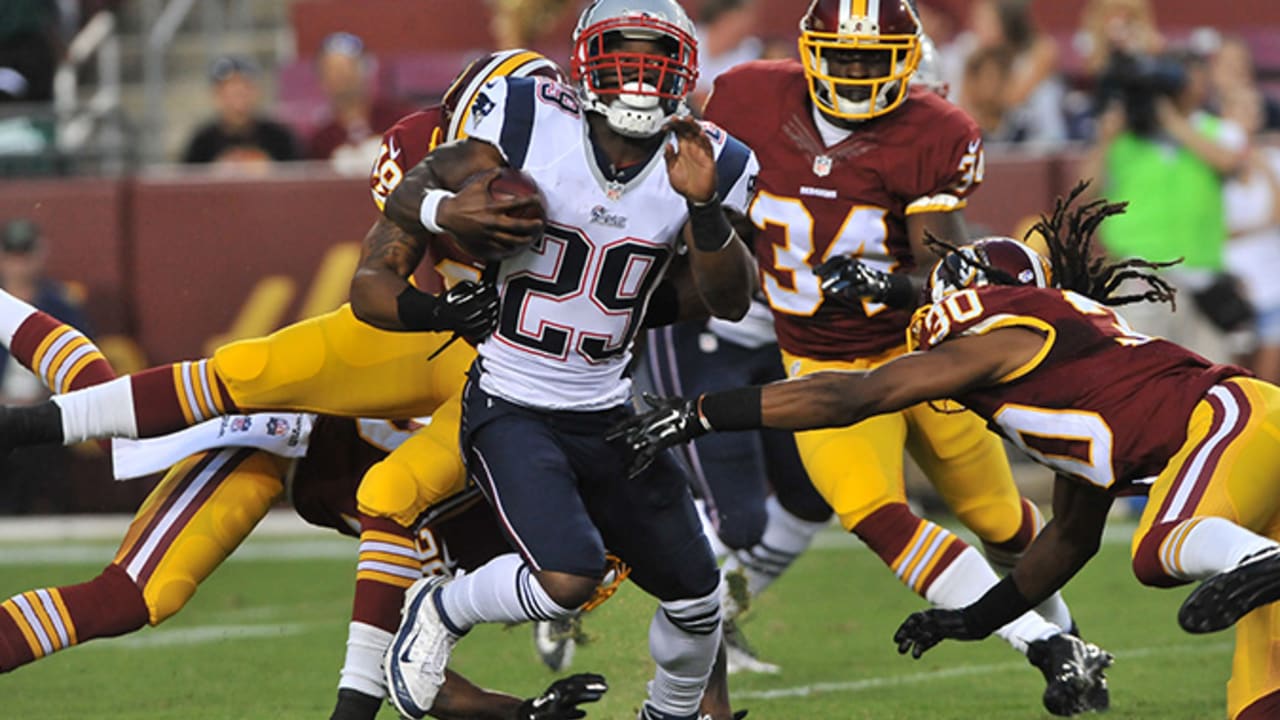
[[436, 280, 500, 345], [893, 608, 987, 659], [814, 255, 893, 307], [605, 393, 708, 479], [515, 673, 608, 720]]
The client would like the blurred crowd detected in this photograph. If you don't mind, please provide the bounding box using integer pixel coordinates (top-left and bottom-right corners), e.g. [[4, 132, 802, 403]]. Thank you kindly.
[[4, 0, 1280, 378]]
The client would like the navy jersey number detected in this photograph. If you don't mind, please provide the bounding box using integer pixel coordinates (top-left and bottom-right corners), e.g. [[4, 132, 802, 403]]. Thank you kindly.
[[498, 224, 670, 362]]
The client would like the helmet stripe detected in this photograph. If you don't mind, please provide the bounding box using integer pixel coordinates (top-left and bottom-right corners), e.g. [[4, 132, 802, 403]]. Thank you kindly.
[[450, 50, 546, 142], [866, 0, 881, 20], [850, 0, 865, 18]]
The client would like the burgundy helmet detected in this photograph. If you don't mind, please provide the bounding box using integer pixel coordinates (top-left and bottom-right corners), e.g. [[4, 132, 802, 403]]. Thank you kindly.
[[927, 237, 1054, 303], [799, 0, 923, 120]]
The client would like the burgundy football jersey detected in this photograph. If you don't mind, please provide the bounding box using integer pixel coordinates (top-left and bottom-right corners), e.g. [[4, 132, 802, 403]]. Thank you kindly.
[[915, 286, 1247, 494], [704, 60, 985, 360], [369, 106, 485, 288]]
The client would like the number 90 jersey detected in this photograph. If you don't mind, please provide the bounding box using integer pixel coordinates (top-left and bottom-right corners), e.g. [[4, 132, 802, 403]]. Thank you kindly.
[[914, 285, 1246, 494], [703, 60, 985, 360], [464, 76, 759, 410]]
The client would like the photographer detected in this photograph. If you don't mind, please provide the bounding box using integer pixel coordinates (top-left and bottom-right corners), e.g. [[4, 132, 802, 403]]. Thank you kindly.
[[1080, 48, 1249, 361]]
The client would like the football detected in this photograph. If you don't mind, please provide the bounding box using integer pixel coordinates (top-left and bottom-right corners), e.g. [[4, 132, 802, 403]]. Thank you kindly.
[[450, 167, 545, 262]]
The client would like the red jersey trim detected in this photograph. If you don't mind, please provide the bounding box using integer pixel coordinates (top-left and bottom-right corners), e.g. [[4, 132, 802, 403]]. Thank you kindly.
[[956, 313, 1056, 383]]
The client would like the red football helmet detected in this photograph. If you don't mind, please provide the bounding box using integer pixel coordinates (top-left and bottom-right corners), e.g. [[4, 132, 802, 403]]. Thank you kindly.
[[799, 0, 923, 121], [927, 237, 1054, 303], [441, 49, 567, 143]]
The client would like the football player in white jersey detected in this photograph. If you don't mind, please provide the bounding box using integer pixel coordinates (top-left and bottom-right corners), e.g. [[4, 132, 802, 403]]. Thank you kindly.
[[355, 1, 760, 719]]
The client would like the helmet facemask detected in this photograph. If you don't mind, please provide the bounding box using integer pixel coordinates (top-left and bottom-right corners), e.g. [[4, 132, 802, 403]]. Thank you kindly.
[[572, 14, 698, 138], [799, 19, 920, 121]]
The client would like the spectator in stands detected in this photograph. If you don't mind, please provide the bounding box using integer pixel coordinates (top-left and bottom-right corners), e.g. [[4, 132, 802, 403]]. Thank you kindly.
[[691, 0, 762, 111], [488, 0, 574, 49], [1081, 48, 1250, 362], [306, 32, 411, 175], [181, 55, 300, 167], [1221, 86, 1280, 383], [1211, 35, 1280, 132], [0, 218, 88, 513], [0, 0, 60, 104], [1077, 0, 1163, 79], [959, 45, 1016, 140], [949, 0, 1066, 146]]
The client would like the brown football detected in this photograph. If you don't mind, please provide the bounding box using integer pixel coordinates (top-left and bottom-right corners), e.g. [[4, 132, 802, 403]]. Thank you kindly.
[[488, 167, 546, 222], [447, 167, 544, 261]]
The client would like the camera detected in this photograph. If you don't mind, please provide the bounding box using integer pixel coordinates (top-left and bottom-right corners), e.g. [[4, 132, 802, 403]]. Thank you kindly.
[[1096, 51, 1188, 137]]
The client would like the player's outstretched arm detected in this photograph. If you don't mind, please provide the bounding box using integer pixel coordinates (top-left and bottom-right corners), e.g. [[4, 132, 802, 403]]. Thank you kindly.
[[608, 327, 1042, 476], [665, 116, 754, 322], [425, 670, 607, 720], [893, 474, 1111, 659]]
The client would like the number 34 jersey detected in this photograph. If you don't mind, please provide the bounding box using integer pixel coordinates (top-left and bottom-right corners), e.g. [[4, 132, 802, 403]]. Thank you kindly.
[[465, 76, 759, 411], [704, 60, 985, 361], [914, 285, 1247, 494]]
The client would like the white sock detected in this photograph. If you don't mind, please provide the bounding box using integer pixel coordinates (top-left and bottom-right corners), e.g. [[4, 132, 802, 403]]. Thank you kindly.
[[51, 376, 139, 444], [925, 546, 1059, 654], [0, 290, 37, 347], [646, 586, 722, 717], [1164, 517, 1279, 581], [437, 553, 572, 633], [338, 621, 391, 698], [731, 496, 826, 596]]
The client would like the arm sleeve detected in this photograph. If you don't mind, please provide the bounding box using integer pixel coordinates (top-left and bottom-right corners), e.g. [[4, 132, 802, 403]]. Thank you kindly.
[[704, 122, 760, 215]]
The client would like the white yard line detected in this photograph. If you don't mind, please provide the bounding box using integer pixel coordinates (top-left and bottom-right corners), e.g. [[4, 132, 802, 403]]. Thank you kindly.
[[735, 641, 1233, 701], [79, 622, 311, 650]]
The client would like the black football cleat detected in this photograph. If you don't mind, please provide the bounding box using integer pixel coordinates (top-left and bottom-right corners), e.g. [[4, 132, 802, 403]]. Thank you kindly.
[[1179, 546, 1280, 634], [1026, 633, 1113, 716]]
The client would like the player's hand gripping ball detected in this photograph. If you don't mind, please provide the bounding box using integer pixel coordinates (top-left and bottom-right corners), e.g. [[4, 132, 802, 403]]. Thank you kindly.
[[453, 167, 546, 261]]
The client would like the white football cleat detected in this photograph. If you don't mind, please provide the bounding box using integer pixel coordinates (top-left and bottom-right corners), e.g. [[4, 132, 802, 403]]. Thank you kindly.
[[723, 619, 780, 675], [385, 575, 459, 720]]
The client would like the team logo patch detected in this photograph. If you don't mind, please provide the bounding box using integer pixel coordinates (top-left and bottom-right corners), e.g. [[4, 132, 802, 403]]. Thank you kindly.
[[812, 155, 833, 177], [265, 417, 289, 437], [590, 205, 627, 228], [228, 417, 252, 433], [1018, 269, 1034, 283]]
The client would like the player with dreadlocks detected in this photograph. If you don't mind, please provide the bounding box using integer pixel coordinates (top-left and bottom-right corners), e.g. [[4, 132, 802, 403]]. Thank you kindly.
[[609, 184, 1280, 719]]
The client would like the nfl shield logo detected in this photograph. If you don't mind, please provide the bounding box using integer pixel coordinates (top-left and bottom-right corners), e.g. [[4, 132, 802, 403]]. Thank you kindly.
[[812, 155, 833, 177]]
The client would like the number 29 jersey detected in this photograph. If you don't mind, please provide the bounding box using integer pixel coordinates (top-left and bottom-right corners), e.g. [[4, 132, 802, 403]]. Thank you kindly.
[[465, 76, 759, 410], [704, 60, 985, 361]]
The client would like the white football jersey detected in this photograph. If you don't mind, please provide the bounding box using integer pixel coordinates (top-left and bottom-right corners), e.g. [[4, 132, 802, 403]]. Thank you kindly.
[[466, 76, 759, 410]]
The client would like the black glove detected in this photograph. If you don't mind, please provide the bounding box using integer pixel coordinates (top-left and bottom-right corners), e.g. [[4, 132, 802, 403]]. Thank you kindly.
[[515, 673, 608, 720], [893, 608, 986, 659], [814, 255, 893, 307], [605, 394, 708, 479], [439, 280, 500, 345]]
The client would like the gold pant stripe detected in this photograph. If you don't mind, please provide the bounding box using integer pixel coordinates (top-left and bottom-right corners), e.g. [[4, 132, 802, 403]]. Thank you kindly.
[[356, 569, 418, 589], [48, 589, 76, 645], [172, 364, 197, 425], [2, 600, 42, 658], [913, 534, 958, 593], [23, 592, 61, 652], [359, 550, 422, 568], [30, 325, 71, 375], [361, 530, 417, 549], [58, 349, 104, 394]]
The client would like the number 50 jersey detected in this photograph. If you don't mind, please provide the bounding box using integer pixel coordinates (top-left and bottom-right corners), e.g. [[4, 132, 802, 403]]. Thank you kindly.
[[465, 76, 758, 410]]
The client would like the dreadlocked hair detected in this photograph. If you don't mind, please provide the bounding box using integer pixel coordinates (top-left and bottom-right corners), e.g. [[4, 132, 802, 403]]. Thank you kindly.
[[922, 233, 1021, 287], [1034, 181, 1179, 310]]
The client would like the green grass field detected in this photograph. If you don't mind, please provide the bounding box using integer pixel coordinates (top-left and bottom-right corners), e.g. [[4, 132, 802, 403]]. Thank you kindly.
[[0, 523, 1233, 719]]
